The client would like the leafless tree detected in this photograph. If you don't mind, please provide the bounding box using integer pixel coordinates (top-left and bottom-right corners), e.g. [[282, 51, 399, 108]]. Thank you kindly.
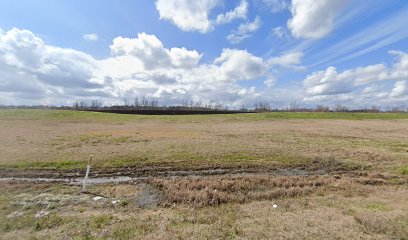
[[90, 100, 102, 109], [72, 101, 80, 110], [316, 105, 330, 112], [335, 105, 349, 112], [289, 101, 298, 112]]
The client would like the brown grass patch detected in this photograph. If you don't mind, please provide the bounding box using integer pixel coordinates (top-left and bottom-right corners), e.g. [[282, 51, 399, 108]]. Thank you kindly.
[[151, 175, 337, 206]]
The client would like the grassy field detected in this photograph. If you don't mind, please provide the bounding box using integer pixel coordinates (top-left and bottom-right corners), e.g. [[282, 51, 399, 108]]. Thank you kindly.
[[0, 109, 407, 174], [1, 109, 408, 121], [1, 109, 407, 239]]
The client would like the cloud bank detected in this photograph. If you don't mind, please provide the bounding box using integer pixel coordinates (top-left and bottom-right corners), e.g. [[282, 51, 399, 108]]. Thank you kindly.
[[0, 27, 406, 108]]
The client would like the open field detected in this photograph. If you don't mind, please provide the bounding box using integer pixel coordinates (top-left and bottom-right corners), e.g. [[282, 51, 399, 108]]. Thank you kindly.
[[1, 109, 407, 239], [0, 109, 407, 173]]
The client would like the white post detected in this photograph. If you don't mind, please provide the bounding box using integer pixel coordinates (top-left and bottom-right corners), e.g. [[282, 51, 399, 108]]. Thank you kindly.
[[82, 155, 93, 192]]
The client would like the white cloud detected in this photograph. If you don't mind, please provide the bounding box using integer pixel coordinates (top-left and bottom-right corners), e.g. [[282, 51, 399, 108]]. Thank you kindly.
[[83, 33, 98, 41], [390, 81, 407, 98], [272, 26, 286, 38], [264, 76, 276, 88], [155, 0, 249, 33], [302, 51, 408, 106], [389, 50, 408, 81], [109, 33, 202, 69], [155, 0, 219, 33], [1, 27, 407, 108], [227, 16, 261, 44], [288, 0, 348, 39], [303, 64, 389, 96], [214, 48, 267, 81], [215, 0, 248, 25], [0, 28, 101, 105], [267, 51, 303, 69], [0, 28, 273, 106]]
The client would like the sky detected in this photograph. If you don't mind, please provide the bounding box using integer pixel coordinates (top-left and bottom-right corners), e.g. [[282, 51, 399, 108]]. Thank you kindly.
[[0, 0, 407, 109]]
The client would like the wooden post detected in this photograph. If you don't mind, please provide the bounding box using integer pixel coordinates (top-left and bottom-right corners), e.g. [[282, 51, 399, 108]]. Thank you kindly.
[[82, 155, 93, 192]]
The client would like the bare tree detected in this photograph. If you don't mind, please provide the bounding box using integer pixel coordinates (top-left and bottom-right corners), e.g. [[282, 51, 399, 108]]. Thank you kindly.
[[123, 98, 129, 106], [255, 102, 271, 112], [370, 105, 380, 112], [134, 97, 139, 108], [90, 100, 102, 109], [79, 101, 87, 109], [289, 101, 298, 112], [335, 105, 349, 112], [391, 107, 401, 113], [72, 101, 80, 110], [316, 105, 330, 112], [141, 96, 147, 107]]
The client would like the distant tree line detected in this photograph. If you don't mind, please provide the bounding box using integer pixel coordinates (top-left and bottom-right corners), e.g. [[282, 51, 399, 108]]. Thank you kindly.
[[71, 97, 237, 112], [1, 98, 407, 113]]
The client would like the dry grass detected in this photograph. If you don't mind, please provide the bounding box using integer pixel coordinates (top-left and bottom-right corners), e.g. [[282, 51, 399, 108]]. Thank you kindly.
[[1, 180, 407, 240], [151, 175, 336, 206], [1, 110, 407, 239], [0, 111, 407, 175]]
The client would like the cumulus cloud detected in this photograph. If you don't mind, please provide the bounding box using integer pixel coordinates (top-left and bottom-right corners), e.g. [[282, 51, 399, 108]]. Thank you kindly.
[[83, 33, 98, 41], [155, 0, 219, 33], [302, 51, 408, 106], [109, 33, 202, 69], [215, 0, 248, 25], [303, 64, 388, 96], [390, 81, 407, 98], [288, 0, 348, 39], [227, 16, 261, 44], [0, 28, 101, 105], [389, 50, 408, 80], [214, 48, 267, 81], [155, 0, 249, 33], [0, 28, 273, 106], [2, 27, 406, 108]]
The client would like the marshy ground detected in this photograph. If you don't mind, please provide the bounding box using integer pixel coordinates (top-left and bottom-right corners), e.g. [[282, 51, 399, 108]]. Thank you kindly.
[[0, 110, 407, 239]]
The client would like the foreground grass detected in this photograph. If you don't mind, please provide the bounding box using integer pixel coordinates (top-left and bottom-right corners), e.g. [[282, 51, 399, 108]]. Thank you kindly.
[[1, 181, 407, 239]]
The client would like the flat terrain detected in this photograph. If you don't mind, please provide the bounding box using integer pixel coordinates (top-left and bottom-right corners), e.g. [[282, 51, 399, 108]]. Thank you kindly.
[[0, 110, 407, 239], [0, 110, 407, 173]]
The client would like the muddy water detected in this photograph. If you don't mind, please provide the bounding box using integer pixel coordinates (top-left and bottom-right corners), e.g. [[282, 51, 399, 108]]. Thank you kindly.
[[0, 176, 135, 184], [0, 168, 328, 185]]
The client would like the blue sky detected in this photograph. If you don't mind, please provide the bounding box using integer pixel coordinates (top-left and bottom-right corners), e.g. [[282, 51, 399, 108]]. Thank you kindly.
[[0, 0, 407, 109]]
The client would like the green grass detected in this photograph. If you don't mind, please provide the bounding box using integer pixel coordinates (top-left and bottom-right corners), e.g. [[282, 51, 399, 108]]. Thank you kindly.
[[0, 150, 316, 170], [0, 109, 407, 122], [0, 109, 143, 122], [364, 202, 392, 212], [9, 159, 86, 170], [228, 111, 408, 121], [399, 165, 408, 175]]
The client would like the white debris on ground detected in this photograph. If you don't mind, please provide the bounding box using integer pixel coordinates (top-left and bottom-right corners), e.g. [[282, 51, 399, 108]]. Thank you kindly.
[[112, 200, 120, 205], [272, 204, 278, 209], [92, 196, 105, 201], [35, 210, 50, 218], [7, 211, 24, 218]]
